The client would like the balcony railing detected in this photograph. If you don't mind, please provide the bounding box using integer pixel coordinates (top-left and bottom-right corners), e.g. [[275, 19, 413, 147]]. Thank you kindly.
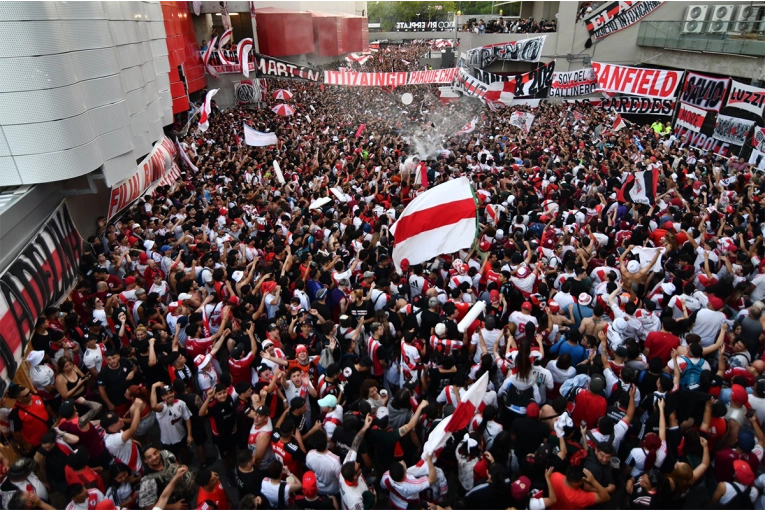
[[637, 20, 765, 57]]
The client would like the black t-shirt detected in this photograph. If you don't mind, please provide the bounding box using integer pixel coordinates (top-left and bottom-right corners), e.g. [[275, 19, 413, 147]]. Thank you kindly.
[[428, 367, 455, 399], [511, 417, 550, 459], [234, 397, 254, 442], [310, 300, 331, 323], [207, 396, 237, 437], [32, 330, 64, 357], [341, 364, 367, 402], [235, 466, 261, 497], [346, 300, 373, 328], [582, 454, 613, 489], [332, 425, 368, 460], [294, 494, 336, 509], [97, 359, 135, 406], [419, 309, 440, 338], [136, 351, 169, 386]]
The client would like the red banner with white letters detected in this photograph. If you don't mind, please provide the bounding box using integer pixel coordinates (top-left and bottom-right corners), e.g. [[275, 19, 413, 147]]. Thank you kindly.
[[591, 62, 682, 99]]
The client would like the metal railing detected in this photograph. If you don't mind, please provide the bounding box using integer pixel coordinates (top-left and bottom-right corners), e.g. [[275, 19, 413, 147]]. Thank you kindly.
[[637, 20, 765, 57]]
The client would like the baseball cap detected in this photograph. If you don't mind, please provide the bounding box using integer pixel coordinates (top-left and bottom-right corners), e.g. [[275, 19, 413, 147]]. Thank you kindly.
[[738, 428, 756, 453], [100, 412, 121, 430], [194, 354, 212, 370], [511, 476, 532, 500], [317, 394, 338, 408], [734, 459, 755, 485], [295, 344, 308, 355], [708, 296, 724, 310], [124, 276, 136, 285], [731, 384, 750, 408], [89, 317, 101, 327], [262, 339, 274, 350], [302, 471, 318, 497], [315, 288, 327, 299], [521, 302, 532, 311], [490, 290, 500, 303], [262, 281, 277, 294], [58, 399, 76, 419], [434, 323, 447, 336], [257, 363, 271, 374], [526, 402, 540, 419], [255, 405, 270, 416]]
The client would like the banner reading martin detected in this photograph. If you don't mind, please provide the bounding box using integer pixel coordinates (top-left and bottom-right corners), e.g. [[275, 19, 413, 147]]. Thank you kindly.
[[586, 1, 665, 42], [713, 114, 756, 146], [465, 36, 547, 67]]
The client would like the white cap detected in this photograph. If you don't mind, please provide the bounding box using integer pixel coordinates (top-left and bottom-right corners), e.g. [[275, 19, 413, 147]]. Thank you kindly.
[[434, 323, 447, 336]]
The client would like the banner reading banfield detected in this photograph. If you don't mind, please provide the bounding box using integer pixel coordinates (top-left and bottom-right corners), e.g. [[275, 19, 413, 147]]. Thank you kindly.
[[591, 62, 682, 99], [323, 68, 459, 87], [548, 69, 598, 97], [108, 137, 181, 220], [465, 35, 547, 67], [586, 1, 665, 42]]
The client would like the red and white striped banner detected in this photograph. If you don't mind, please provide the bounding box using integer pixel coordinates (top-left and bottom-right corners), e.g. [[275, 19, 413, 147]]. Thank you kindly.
[[675, 103, 706, 133]]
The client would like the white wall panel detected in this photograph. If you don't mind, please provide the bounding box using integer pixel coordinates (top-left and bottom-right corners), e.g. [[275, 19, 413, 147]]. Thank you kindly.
[[120, 65, 146, 92], [69, 48, 122, 80], [87, 101, 131, 135], [3, 113, 95, 155], [0, 54, 81, 91], [0, 85, 87, 124], [0, 0, 172, 186], [0, 128, 11, 157], [0, 156, 21, 183], [80, 75, 126, 109], [55, 2, 106, 20]]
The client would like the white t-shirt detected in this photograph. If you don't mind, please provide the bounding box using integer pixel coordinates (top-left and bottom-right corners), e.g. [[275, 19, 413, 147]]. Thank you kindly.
[[156, 400, 192, 445], [546, 359, 576, 383], [509, 312, 538, 338], [65, 489, 105, 510], [30, 365, 55, 392], [590, 420, 629, 451], [340, 473, 370, 510], [720, 481, 757, 505], [306, 450, 342, 495], [471, 328, 504, 363], [83, 346, 105, 373], [690, 309, 726, 347], [627, 441, 668, 476], [261, 478, 290, 508], [105, 432, 142, 472], [265, 293, 280, 319]]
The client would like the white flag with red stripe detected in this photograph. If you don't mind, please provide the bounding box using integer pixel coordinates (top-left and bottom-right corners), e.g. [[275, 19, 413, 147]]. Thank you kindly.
[[456, 117, 478, 135], [612, 114, 627, 132], [203, 36, 219, 78], [218, 28, 234, 65], [390, 177, 477, 271], [198, 89, 219, 132], [237, 38, 254, 78]]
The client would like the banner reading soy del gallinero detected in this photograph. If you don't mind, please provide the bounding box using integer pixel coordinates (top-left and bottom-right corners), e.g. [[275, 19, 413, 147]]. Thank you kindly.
[[591, 62, 682, 99], [0, 203, 82, 394]]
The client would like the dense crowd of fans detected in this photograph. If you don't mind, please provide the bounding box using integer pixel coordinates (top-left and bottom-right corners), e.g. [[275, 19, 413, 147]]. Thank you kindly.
[[6, 38, 765, 510], [460, 17, 557, 34]]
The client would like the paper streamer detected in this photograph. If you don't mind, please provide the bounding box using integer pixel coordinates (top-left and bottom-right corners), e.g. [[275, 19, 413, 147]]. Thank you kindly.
[[309, 197, 332, 210]]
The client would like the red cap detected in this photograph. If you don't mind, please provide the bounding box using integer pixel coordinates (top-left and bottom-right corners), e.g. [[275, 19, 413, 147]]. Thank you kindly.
[[734, 459, 755, 485], [490, 290, 500, 303], [708, 296, 724, 310], [296, 344, 308, 355], [400, 258, 410, 272], [522, 302, 532, 311], [731, 384, 751, 408], [479, 239, 491, 251], [96, 501, 118, 510], [124, 276, 136, 285], [262, 281, 277, 295], [663, 221, 674, 231], [526, 402, 540, 418], [139, 252, 149, 263], [302, 471, 318, 497], [548, 300, 560, 313], [511, 476, 532, 500]]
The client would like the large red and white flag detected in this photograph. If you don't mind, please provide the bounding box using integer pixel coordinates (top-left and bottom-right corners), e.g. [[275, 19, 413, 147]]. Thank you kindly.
[[175, 138, 198, 173], [422, 372, 489, 459], [390, 176, 477, 271], [198, 89, 219, 132]]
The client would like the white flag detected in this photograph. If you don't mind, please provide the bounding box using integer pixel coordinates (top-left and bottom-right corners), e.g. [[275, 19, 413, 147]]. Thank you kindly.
[[243, 123, 277, 147]]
